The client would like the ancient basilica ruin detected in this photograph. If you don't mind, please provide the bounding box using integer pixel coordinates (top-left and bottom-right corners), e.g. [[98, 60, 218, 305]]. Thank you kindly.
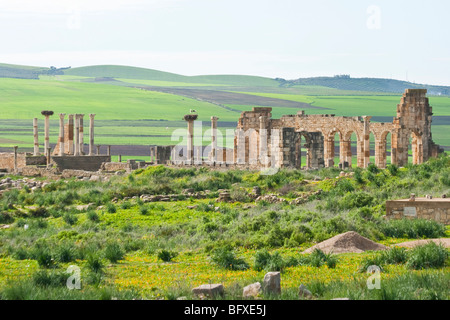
[[0, 89, 444, 175]]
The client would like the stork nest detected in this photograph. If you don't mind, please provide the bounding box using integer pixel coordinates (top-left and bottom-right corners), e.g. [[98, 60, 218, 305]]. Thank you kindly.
[[41, 110, 54, 116], [183, 114, 198, 121]]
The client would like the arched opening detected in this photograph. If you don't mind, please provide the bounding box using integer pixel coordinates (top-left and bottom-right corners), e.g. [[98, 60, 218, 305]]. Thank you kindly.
[[369, 132, 376, 166]]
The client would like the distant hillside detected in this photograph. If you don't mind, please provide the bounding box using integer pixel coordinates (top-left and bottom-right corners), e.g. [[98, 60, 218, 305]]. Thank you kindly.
[[0, 63, 69, 80], [278, 76, 450, 96], [65, 65, 279, 87]]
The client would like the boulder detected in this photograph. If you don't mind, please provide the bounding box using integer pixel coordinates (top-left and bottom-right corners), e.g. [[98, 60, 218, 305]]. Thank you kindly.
[[192, 284, 224, 298], [243, 282, 262, 298], [298, 284, 313, 299], [263, 272, 281, 295]]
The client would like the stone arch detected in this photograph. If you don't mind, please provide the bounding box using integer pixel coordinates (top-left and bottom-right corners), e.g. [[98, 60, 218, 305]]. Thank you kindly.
[[324, 129, 342, 168], [341, 130, 360, 168]]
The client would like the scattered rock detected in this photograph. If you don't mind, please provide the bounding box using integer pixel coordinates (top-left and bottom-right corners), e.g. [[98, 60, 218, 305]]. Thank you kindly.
[[243, 282, 262, 298], [298, 284, 313, 299], [176, 296, 187, 300], [216, 191, 231, 202], [263, 272, 281, 295], [89, 175, 101, 182], [302, 231, 388, 254], [186, 205, 198, 210], [192, 284, 224, 298], [255, 194, 287, 204], [331, 298, 350, 300]]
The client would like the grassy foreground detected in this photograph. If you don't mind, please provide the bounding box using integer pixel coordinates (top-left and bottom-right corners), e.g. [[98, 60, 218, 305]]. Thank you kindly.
[[0, 156, 449, 300]]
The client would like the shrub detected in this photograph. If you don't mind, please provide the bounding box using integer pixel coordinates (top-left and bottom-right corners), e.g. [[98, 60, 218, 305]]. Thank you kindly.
[[86, 210, 99, 222], [139, 206, 149, 215], [254, 250, 297, 272], [106, 203, 116, 213], [55, 243, 77, 263], [32, 270, 67, 287], [86, 254, 104, 273], [380, 219, 446, 239], [210, 247, 249, 270], [380, 247, 408, 265], [104, 242, 125, 263], [33, 247, 54, 268], [157, 249, 178, 262], [308, 249, 338, 268], [120, 201, 131, 209], [406, 242, 448, 270], [63, 213, 78, 225]]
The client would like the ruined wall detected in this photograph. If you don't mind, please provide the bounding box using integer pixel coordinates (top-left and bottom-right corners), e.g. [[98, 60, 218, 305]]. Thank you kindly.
[[386, 198, 450, 225], [51, 155, 111, 172], [0, 153, 27, 171]]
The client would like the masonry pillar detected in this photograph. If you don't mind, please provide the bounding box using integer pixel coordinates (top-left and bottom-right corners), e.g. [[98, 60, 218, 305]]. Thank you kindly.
[[259, 115, 269, 167], [363, 116, 372, 168], [89, 114, 95, 156], [33, 118, 39, 156], [65, 114, 74, 155], [324, 135, 335, 168], [74, 114, 80, 156], [340, 139, 352, 167], [13, 146, 18, 173], [375, 139, 387, 169], [357, 139, 365, 168], [58, 113, 65, 156], [107, 145, 111, 156], [235, 129, 245, 164], [41, 110, 54, 157], [79, 114, 84, 155], [118, 155, 122, 163], [96, 145, 101, 155], [210, 116, 218, 163], [183, 115, 196, 165]]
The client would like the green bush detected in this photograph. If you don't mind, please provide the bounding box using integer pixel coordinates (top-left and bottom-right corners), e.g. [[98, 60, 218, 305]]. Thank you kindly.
[[33, 247, 54, 268], [104, 242, 125, 263], [106, 203, 116, 213], [157, 249, 178, 262], [210, 247, 249, 270], [86, 210, 99, 222], [406, 242, 448, 270], [32, 270, 67, 287], [55, 243, 77, 263], [380, 219, 446, 239], [254, 250, 297, 272], [307, 249, 338, 268], [86, 254, 104, 273], [63, 213, 78, 225]]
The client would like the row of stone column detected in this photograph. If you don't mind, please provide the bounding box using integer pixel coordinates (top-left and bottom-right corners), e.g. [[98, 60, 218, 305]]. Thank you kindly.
[[33, 112, 96, 157]]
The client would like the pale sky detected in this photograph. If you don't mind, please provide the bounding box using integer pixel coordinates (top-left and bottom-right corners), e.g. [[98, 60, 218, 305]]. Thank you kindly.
[[0, 0, 449, 85]]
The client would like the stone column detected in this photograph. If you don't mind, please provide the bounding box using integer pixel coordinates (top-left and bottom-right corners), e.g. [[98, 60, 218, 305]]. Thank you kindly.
[[67, 114, 74, 155], [340, 139, 352, 167], [46, 147, 51, 167], [41, 111, 54, 157], [259, 116, 268, 166], [13, 146, 18, 173], [79, 114, 84, 155], [362, 116, 372, 168], [107, 145, 111, 156], [186, 118, 194, 164], [375, 139, 387, 169], [96, 145, 101, 155], [118, 155, 122, 163], [74, 114, 80, 156], [33, 118, 39, 156], [210, 116, 219, 163], [58, 113, 65, 156], [324, 136, 335, 168], [235, 129, 245, 164], [357, 139, 365, 168], [88, 114, 95, 156]]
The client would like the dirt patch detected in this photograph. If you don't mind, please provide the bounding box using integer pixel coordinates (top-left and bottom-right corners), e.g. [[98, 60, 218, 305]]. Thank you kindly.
[[394, 238, 450, 248], [302, 231, 389, 254], [138, 86, 328, 110]]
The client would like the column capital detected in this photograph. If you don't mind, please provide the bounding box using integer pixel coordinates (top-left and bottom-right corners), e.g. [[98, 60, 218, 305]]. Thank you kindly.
[[89, 113, 96, 119], [211, 116, 219, 121], [59, 113, 66, 119]]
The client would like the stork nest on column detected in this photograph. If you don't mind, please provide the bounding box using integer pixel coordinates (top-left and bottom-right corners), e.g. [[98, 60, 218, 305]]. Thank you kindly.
[[183, 114, 198, 121], [41, 110, 54, 116]]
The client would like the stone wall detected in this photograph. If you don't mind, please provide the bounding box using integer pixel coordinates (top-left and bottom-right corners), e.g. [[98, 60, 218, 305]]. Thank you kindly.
[[51, 155, 111, 172], [0, 152, 27, 172], [385, 198, 449, 225]]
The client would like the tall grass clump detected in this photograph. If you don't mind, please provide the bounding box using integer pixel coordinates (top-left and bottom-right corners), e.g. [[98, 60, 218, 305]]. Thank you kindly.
[[210, 247, 249, 271], [380, 219, 446, 239], [406, 242, 448, 270], [104, 242, 125, 263]]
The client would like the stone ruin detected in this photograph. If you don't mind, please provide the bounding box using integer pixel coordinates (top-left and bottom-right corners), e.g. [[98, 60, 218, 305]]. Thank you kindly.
[[0, 88, 444, 177], [169, 88, 443, 169]]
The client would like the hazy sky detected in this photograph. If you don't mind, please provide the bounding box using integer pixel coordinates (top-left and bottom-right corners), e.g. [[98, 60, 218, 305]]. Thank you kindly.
[[0, 0, 449, 85]]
